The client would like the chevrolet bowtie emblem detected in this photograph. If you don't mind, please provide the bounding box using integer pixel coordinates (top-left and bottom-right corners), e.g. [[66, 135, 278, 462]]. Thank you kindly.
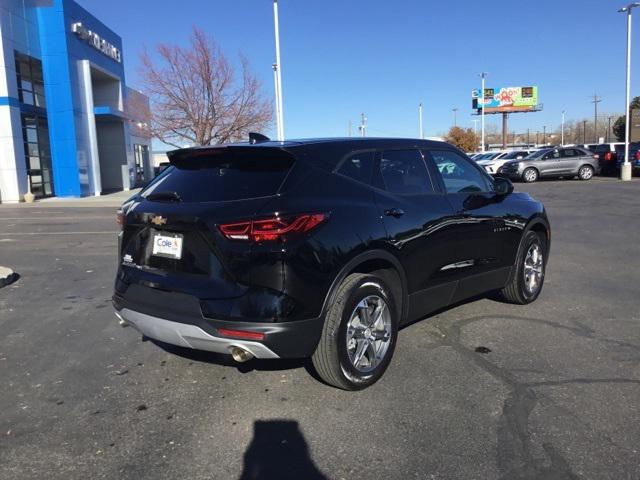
[[150, 215, 167, 226]]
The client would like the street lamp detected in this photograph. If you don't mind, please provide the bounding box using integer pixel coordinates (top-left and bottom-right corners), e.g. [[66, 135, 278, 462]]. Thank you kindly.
[[452, 107, 458, 127], [480, 73, 487, 152], [419, 103, 424, 139], [619, 2, 640, 181], [561, 110, 565, 146], [273, 0, 285, 141]]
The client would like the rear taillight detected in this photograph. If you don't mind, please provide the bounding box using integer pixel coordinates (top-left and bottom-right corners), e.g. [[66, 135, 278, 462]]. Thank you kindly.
[[605, 152, 613, 161], [116, 209, 125, 230], [593, 154, 599, 160], [219, 213, 327, 242], [635, 150, 640, 161]]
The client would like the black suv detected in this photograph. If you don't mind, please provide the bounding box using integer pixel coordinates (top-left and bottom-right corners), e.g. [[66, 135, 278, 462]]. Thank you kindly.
[[113, 138, 550, 390]]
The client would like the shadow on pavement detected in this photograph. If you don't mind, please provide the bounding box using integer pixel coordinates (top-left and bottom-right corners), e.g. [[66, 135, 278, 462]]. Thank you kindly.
[[239, 420, 327, 480]]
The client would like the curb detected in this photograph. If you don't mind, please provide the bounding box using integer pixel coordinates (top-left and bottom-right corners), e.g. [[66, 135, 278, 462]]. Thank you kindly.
[[0, 267, 17, 288]]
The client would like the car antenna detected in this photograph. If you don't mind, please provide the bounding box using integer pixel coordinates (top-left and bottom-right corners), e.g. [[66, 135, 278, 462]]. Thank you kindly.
[[249, 132, 270, 144]]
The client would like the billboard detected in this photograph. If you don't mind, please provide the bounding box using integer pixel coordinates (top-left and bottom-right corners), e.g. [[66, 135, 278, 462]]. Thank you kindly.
[[472, 86, 538, 113]]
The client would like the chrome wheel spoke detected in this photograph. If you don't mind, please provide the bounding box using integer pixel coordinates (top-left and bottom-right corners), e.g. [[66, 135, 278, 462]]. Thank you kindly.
[[352, 339, 370, 367]]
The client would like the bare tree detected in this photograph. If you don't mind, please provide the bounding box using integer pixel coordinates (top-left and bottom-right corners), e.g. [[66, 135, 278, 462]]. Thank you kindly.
[[140, 27, 272, 148]]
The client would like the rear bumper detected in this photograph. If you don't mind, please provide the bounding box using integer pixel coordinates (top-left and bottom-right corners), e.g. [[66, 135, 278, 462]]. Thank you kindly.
[[116, 308, 280, 359], [113, 291, 325, 359]]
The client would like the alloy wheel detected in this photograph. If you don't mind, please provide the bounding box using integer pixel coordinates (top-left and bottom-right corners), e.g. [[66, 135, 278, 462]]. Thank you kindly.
[[523, 243, 544, 296], [579, 166, 593, 180], [524, 169, 538, 182], [345, 295, 392, 373]]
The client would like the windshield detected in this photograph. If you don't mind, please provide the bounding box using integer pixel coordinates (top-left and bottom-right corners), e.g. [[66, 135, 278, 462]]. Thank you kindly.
[[525, 149, 551, 159], [502, 151, 527, 159]]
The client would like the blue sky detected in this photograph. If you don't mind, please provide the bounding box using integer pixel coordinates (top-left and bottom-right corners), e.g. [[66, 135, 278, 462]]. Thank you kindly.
[[79, 0, 637, 146]]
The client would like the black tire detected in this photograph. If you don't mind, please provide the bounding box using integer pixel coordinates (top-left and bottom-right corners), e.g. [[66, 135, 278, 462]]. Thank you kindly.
[[311, 273, 399, 390], [578, 164, 594, 181], [498, 230, 547, 305], [522, 167, 539, 183]]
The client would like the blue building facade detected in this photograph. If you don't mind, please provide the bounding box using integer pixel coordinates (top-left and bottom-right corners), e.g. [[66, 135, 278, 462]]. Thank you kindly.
[[0, 0, 151, 202]]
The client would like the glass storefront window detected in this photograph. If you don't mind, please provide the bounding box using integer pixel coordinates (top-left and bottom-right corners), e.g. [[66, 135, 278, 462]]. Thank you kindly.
[[21, 114, 54, 198], [15, 52, 46, 109]]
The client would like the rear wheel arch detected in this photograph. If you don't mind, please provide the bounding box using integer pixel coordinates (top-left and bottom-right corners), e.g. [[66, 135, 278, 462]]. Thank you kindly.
[[321, 250, 408, 324]]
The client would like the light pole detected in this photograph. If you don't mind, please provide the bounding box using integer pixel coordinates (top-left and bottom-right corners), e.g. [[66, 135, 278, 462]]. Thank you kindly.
[[561, 110, 565, 146], [452, 107, 458, 127], [419, 103, 424, 139], [619, 3, 639, 181], [272, 0, 285, 141], [480, 72, 487, 152]]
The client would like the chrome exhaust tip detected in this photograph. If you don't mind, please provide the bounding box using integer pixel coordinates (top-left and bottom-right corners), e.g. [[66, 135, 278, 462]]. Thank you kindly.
[[230, 346, 254, 363], [115, 311, 129, 327]]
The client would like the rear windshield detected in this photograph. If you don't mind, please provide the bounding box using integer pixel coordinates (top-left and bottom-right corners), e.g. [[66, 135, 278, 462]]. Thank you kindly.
[[141, 149, 294, 203]]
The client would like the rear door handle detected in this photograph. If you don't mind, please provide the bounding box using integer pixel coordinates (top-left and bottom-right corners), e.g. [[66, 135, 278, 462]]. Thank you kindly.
[[384, 208, 405, 218]]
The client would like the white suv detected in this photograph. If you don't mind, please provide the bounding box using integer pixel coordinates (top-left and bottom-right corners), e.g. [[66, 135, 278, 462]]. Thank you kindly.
[[477, 150, 533, 175]]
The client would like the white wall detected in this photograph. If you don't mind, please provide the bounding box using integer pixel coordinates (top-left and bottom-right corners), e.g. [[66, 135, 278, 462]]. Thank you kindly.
[[0, 0, 33, 203]]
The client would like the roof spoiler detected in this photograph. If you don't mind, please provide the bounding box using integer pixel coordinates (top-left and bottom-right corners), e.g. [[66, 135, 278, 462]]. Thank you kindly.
[[249, 132, 270, 144]]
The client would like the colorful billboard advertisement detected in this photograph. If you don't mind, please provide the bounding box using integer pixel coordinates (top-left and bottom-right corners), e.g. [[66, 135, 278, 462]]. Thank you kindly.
[[472, 86, 538, 113]]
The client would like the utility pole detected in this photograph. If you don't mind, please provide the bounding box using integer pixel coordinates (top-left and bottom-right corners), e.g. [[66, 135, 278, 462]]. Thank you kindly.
[[591, 94, 602, 143], [272, 0, 285, 141], [583, 120, 587, 144], [561, 110, 565, 145], [359, 113, 367, 137], [543, 125, 547, 145], [480, 72, 487, 152], [527, 128, 530, 147], [536, 131, 539, 145], [452, 107, 458, 127], [607, 116, 613, 142], [419, 103, 424, 139]]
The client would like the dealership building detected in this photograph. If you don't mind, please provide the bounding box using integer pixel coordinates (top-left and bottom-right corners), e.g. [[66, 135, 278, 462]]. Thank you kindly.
[[0, 0, 151, 203]]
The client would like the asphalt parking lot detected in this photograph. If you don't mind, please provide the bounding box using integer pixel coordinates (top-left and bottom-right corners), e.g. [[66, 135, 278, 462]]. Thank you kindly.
[[1, 178, 639, 480]]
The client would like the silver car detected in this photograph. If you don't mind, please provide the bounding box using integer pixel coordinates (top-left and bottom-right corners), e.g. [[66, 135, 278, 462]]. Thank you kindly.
[[500, 147, 600, 183]]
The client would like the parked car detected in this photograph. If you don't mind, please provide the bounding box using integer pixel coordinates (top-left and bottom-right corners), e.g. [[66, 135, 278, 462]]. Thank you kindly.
[[589, 143, 624, 175], [616, 142, 640, 174], [500, 147, 600, 183], [113, 137, 550, 390], [477, 150, 533, 175]]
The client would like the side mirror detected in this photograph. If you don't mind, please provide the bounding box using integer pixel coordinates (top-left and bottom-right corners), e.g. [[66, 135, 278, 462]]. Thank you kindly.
[[493, 176, 514, 196]]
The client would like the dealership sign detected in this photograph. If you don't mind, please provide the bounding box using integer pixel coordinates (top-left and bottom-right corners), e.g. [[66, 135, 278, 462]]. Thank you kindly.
[[472, 86, 538, 113], [71, 22, 121, 63]]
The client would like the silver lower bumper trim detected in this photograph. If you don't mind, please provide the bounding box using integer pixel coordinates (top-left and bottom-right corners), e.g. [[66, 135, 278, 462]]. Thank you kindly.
[[117, 308, 279, 359]]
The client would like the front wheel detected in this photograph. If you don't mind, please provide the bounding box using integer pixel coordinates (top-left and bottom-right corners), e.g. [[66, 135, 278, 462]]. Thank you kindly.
[[578, 165, 594, 180], [312, 273, 398, 390], [498, 230, 547, 304], [522, 167, 539, 183]]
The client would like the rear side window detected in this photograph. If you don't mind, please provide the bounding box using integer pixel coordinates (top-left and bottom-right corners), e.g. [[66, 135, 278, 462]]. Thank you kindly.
[[141, 150, 294, 202], [429, 150, 491, 193], [379, 150, 434, 194], [337, 151, 375, 185], [561, 149, 579, 157]]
